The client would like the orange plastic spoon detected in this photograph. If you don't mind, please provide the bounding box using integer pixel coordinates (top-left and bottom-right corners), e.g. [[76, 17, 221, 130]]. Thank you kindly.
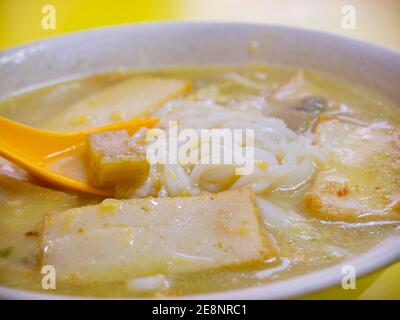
[[0, 116, 158, 196]]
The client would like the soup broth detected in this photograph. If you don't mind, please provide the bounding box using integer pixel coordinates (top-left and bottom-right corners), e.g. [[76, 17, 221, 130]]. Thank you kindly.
[[0, 65, 399, 297]]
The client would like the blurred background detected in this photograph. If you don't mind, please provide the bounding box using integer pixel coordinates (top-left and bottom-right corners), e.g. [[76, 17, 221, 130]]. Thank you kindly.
[[1, 0, 400, 50], [0, 0, 399, 299]]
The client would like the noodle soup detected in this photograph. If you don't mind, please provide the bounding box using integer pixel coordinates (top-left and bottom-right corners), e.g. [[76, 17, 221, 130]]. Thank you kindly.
[[0, 65, 399, 297]]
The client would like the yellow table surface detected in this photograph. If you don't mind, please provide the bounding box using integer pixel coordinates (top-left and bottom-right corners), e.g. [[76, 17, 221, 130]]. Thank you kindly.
[[0, 0, 399, 299]]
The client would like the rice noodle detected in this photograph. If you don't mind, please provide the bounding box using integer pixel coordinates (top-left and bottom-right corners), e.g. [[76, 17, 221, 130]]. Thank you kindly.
[[129, 85, 327, 199]]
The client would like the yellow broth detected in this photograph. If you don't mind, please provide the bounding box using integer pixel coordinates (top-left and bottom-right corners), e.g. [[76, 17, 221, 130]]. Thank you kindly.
[[0, 65, 399, 297]]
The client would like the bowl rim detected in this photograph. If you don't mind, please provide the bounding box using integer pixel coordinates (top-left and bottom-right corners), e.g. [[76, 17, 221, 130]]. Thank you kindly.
[[0, 21, 399, 300], [2, 20, 400, 56]]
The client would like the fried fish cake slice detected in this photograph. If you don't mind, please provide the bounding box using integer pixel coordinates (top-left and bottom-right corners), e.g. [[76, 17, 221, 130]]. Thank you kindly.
[[41, 188, 274, 282], [305, 119, 400, 222]]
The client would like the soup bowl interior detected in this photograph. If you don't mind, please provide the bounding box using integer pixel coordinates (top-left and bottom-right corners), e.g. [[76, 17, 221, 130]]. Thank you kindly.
[[0, 22, 399, 299]]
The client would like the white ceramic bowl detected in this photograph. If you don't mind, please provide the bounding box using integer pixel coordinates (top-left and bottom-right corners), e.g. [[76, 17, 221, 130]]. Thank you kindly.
[[0, 22, 399, 299]]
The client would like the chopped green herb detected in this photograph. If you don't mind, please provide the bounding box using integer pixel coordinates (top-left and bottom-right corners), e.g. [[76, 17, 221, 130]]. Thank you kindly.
[[0, 246, 14, 258]]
